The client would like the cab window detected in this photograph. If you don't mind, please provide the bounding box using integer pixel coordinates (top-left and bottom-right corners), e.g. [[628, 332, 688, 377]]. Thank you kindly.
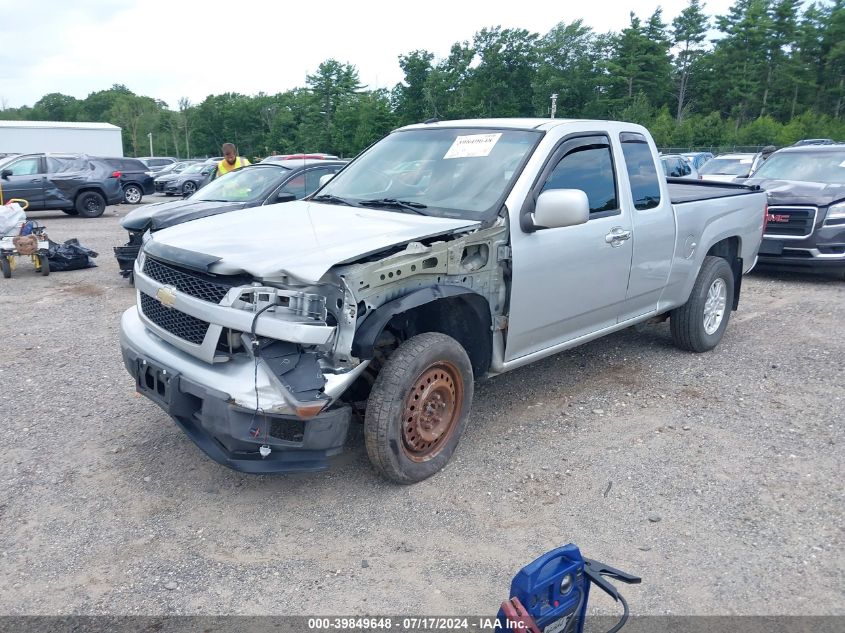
[[541, 143, 618, 215], [620, 135, 662, 210]]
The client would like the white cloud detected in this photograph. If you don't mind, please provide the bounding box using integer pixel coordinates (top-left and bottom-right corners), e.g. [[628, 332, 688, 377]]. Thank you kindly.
[[1, 0, 736, 110]]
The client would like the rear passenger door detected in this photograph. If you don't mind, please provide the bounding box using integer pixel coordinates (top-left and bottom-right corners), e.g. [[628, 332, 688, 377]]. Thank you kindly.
[[617, 133, 676, 321], [506, 135, 634, 361], [0, 156, 45, 207]]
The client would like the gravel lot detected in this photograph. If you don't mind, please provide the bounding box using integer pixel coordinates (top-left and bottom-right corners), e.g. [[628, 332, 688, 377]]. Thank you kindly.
[[0, 199, 842, 616]]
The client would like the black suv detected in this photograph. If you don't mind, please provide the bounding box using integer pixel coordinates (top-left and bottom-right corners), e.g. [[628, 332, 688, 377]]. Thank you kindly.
[[746, 144, 845, 277], [99, 157, 154, 204], [0, 153, 124, 217]]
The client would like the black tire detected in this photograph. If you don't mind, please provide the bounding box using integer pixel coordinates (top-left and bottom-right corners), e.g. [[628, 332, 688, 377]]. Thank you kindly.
[[62, 209, 79, 216], [182, 181, 197, 195], [123, 184, 143, 204], [670, 255, 735, 353], [1, 257, 10, 278], [39, 255, 49, 276], [364, 332, 474, 484], [75, 191, 106, 218]]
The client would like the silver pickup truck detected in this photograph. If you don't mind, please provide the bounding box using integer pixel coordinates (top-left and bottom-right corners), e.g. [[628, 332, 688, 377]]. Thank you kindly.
[[120, 119, 766, 483]]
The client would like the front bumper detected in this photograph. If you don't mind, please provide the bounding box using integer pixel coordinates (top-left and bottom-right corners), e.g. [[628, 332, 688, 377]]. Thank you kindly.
[[758, 220, 845, 273], [120, 308, 353, 473]]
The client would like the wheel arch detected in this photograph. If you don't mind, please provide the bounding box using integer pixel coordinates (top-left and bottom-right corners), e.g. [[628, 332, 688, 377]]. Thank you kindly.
[[705, 236, 743, 309], [74, 186, 107, 202], [352, 285, 493, 377]]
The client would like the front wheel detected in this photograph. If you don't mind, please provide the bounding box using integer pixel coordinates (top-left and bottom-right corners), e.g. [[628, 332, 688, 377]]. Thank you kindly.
[[670, 256, 735, 353], [123, 184, 143, 204], [38, 255, 50, 276], [1, 256, 10, 278], [364, 332, 473, 484], [182, 181, 197, 195]]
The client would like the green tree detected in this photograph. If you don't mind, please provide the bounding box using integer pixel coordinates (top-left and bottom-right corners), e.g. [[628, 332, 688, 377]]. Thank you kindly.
[[608, 10, 672, 110], [532, 20, 605, 117], [672, 0, 709, 122], [394, 50, 435, 125], [464, 26, 539, 117], [30, 93, 82, 121]]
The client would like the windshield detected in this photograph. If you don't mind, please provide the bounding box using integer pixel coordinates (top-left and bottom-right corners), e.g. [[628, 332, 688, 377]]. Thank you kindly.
[[182, 163, 206, 174], [751, 151, 845, 184], [318, 127, 542, 219], [699, 157, 754, 176], [193, 165, 285, 202]]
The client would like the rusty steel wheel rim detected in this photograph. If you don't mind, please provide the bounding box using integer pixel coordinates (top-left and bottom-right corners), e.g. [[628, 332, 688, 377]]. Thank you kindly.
[[401, 361, 463, 462]]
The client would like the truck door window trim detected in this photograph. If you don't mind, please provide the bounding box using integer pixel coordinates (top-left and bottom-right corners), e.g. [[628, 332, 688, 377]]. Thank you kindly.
[[520, 133, 620, 231], [619, 133, 663, 211]]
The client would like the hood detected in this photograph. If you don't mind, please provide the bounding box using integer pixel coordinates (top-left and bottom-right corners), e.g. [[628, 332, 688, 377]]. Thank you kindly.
[[122, 198, 248, 232], [744, 178, 845, 207], [147, 200, 481, 282]]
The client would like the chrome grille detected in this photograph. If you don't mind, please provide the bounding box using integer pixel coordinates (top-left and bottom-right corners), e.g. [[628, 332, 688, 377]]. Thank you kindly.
[[143, 257, 231, 303], [765, 206, 816, 239], [140, 293, 208, 345]]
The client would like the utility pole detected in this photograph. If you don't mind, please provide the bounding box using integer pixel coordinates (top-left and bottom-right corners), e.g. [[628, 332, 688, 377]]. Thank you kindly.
[[550, 93, 558, 119], [148, 132, 154, 157]]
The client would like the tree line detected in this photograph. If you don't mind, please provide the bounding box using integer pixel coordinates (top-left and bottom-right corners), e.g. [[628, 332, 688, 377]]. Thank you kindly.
[[3, 0, 845, 158]]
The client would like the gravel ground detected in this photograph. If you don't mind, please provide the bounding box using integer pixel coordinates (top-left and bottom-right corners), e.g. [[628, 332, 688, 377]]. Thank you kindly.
[[0, 200, 842, 617]]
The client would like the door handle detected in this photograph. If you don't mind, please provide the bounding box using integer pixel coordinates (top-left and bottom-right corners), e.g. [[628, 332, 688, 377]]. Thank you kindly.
[[30, 178, 40, 183], [605, 227, 632, 246]]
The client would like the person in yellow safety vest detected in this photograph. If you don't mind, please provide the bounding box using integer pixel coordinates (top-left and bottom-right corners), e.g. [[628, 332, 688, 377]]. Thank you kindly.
[[216, 143, 251, 178]]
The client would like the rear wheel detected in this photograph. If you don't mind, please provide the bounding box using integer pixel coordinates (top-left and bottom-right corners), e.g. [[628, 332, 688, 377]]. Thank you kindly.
[[38, 255, 50, 276], [364, 332, 473, 484], [1, 256, 10, 279], [670, 256, 734, 352], [75, 191, 106, 218], [123, 184, 143, 204]]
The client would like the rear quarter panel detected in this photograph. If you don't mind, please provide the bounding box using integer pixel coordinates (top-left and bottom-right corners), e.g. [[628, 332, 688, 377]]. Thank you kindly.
[[658, 190, 766, 312]]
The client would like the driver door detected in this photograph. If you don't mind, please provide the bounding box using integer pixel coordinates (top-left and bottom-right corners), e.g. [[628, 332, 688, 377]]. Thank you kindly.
[[1, 156, 45, 207], [506, 135, 634, 362]]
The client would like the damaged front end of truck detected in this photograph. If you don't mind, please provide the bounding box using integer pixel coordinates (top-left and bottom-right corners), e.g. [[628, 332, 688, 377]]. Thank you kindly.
[[120, 208, 509, 473]]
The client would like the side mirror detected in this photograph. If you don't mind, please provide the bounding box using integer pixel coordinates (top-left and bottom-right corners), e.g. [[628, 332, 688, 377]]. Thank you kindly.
[[276, 191, 296, 203], [318, 173, 335, 188], [1, 169, 11, 180], [532, 189, 590, 230]]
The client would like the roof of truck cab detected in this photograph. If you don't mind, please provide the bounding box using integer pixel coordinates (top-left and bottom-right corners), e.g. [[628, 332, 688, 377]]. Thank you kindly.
[[396, 118, 636, 132]]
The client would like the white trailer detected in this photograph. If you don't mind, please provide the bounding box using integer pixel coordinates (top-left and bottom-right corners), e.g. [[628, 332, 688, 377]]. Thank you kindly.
[[0, 120, 123, 156]]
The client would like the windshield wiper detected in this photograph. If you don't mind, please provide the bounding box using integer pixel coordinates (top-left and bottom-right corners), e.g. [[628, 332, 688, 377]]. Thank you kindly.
[[311, 194, 358, 207], [358, 198, 428, 215]]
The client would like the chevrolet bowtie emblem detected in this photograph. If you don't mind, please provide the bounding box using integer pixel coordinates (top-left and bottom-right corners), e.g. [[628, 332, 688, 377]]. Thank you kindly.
[[156, 286, 177, 307]]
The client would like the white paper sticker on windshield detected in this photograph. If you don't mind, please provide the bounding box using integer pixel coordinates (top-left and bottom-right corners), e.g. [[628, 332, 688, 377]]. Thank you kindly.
[[839, 160, 845, 167], [740, 158, 753, 164], [443, 133, 502, 159]]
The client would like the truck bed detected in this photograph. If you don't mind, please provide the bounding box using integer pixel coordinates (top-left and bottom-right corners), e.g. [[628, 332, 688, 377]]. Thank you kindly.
[[668, 179, 760, 204]]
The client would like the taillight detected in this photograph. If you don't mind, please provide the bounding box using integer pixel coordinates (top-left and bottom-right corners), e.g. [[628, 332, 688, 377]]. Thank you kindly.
[[762, 204, 769, 235], [111, 170, 121, 178]]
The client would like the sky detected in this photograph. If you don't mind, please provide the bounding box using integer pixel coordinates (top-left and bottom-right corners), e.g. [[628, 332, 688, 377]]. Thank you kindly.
[[0, 0, 736, 111]]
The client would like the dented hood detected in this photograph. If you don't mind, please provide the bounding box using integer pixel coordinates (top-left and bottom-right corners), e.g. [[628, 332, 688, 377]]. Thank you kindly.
[[147, 200, 480, 282]]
